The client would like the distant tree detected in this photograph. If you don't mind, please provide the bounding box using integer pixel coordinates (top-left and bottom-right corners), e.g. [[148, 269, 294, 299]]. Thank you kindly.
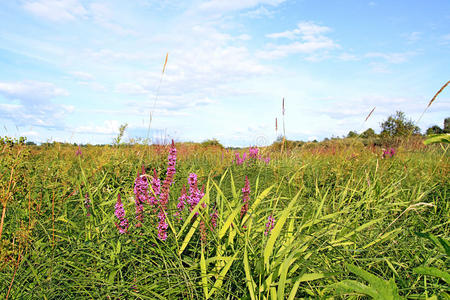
[[201, 139, 224, 148], [347, 131, 358, 138], [380, 111, 420, 137], [361, 128, 376, 139], [444, 117, 450, 133], [426, 125, 443, 135]]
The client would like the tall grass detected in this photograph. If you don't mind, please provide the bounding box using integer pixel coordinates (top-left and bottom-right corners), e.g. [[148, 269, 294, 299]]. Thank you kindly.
[[0, 141, 448, 298]]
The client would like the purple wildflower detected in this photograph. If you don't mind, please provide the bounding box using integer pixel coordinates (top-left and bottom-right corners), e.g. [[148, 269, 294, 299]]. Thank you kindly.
[[264, 215, 275, 236], [114, 194, 129, 234], [235, 152, 244, 165], [249, 147, 259, 159], [157, 211, 168, 240], [390, 148, 396, 157], [175, 185, 187, 220], [240, 176, 250, 219], [133, 167, 149, 227], [210, 208, 218, 230], [187, 173, 204, 214], [382, 147, 396, 159], [159, 140, 177, 211], [76, 145, 82, 156], [149, 169, 161, 207]]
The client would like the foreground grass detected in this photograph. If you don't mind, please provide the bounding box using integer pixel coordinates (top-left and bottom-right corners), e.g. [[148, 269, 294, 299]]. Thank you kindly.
[[0, 141, 448, 299]]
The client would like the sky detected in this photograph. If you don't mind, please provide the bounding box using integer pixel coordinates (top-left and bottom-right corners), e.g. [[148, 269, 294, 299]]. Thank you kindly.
[[0, 0, 449, 146]]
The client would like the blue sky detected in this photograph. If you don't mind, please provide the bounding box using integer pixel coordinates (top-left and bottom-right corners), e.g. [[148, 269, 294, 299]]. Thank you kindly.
[[0, 0, 449, 146]]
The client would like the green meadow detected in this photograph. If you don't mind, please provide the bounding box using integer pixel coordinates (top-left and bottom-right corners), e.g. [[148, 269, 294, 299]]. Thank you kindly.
[[0, 137, 448, 299]]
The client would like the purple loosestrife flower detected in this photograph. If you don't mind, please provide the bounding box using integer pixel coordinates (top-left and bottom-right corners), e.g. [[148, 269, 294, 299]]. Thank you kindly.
[[159, 140, 177, 211], [149, 169, 161, 207], [390, 148, 396, 157], [249, 147, 259, 159], [187, 173, 204, 214], [114, 194, 129, 234], [133, 167, 149, 227], [234, 152, 241, 165], [240, 176, 250, 219], [382, 148, 396, 159], [157, 211, 168, 240], [210, 208, 218, 231], [175, 185, 187, 220], [264, 215, 275, 236], [76, 145, 82, 156]]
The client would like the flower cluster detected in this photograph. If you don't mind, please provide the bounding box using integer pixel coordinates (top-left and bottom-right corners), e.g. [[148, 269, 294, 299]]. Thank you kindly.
[[264, 215, 275, 236], [159, 141, 177, 211], [149, 169, 161, 207], [186, 173, 205, 214], [157, 140, 177, 240], [210, 208, 218, 230], [382, 148, 396, 159], [76, 145, 82, 156], [240, 176, 251, 219], [234, 147, 270, 165], [248, 147, 259, 159], [157, 211, 168, 240], [114, 194, 129, 234], [133, 166, 149, 227], [175, 185, 187, 220]]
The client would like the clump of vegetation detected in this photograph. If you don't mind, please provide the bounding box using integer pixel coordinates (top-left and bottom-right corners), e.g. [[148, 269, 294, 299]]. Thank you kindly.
[[0, 136, 447, 298]]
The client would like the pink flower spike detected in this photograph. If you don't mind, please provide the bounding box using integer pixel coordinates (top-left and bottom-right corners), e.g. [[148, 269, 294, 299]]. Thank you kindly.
[[264, 215, 275, 236]]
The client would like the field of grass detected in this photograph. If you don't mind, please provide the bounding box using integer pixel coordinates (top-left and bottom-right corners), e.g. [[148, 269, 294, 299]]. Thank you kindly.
[[0, 139, 448, 299]]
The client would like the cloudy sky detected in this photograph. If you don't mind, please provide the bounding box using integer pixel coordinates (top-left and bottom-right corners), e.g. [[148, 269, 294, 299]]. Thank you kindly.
[[0, 0, 449, 146]]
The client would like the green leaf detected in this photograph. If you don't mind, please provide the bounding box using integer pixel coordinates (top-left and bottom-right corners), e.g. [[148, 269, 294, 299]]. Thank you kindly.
[[200, 246, 209, 299], [264, 190, 300, 268], [208, 252, 238, 298], [413, 266, 450, 285], [244, 246, 256, 300], [178, 218, 200, 255], [424, 134, 450, 145]]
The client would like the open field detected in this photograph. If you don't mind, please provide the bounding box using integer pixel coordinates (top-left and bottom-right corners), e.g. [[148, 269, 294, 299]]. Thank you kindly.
[[0, 139, 448, 299]]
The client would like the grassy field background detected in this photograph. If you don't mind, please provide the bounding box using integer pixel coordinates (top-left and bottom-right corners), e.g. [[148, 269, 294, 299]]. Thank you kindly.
[[0, 138, 448, 299]]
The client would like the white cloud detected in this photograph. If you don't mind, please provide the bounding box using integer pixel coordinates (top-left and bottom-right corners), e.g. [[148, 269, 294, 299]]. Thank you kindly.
[[338, 53, 358, 61], [69, 71, 95, 80], [368, 62, 390, 73], [0, 80, 68, 103], [199, 0, 286, 12], [74, 120, 121, 135], [266, 21, 331, 40], [0, 81, 71, 129], [365, 51, 416, 63], [405, 31, 421, 43], [89, 3, 137, 36], [259, 21, 339, 59], [23, 0, 87, 22], [115, 82, 149, 95], [241, 6, 275, 18]]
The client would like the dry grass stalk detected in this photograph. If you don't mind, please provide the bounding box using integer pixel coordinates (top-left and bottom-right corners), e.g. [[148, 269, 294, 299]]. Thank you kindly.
[[379, 202, 435, 237], [364, 106, 376, 122], [162, 52, 169, 74], [417, 80, 450, 123], [427, 80, 449, 108]]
